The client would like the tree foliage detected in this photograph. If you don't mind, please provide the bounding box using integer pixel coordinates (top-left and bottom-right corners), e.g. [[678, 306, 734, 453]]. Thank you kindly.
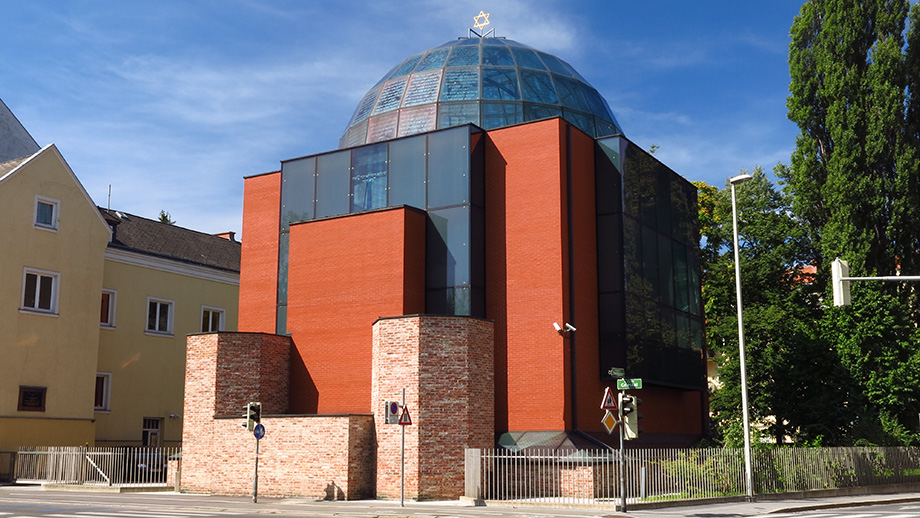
[[704, 0, 920, 447]]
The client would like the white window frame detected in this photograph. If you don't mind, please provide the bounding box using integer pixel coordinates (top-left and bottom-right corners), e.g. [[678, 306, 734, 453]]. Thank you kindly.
[[21, 267, 60, 315], [145, 297, 174, 336], [200, 306, 225, 333], [142, 417, 162, 446], [34, 196, 60, 231], [94, 372, 112, 412], [100, 289, 117, 328]]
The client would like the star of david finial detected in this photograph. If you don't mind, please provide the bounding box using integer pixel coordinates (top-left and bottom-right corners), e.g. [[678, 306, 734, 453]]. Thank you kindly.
[[473, 11, 490, 31]]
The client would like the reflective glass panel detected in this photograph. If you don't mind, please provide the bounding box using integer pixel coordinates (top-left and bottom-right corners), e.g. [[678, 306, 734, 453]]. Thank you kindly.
[[315, 151, 350, 218], [350, 143, 388, 212], [524, 103, 562, 122], [277, 232, 289, 303], [388, 135, 427, 208], [440, 68, 479, 101], [416, 48, 449, 71], [366, 111, 399, 143], [563, 109, 595, 136], [511, 47, 546, 70], [345, 120, 368, 148], [402, 70, 443, 107], [519, 69, 559, 104], [351, 87, 380, 125], [481, 102, 523, 130], [281, 157, 315, 231], [482, 45, 514, 66], [595, 118, 619, 137], [481, 67, 520, 100], [658, 233, 674, 306], [426, 205, 471, 289], [446, 45, 479, 66], [397, 104, 437, 137], [672, 241, 689, 312], [427, 127, 470, 208], [537, 52, 573, 76], [392, 54, 422, 78], [373, 77, 409, 115], [583, 86, 611, 119], [437, 102, 480, 128], [554, 75, 591, 111]]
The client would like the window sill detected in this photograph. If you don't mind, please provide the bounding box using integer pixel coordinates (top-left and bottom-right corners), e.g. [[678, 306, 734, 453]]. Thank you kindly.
[[34, 224, 58, 232], [94, 409, 112, 414], [144, 330, 174, 338], [100, 324, 116, 330], [19, 308, 59, 317]]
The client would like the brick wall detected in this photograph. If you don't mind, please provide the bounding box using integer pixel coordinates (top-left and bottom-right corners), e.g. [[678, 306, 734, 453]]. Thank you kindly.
[[182, 332, 375, 499], [239, 172, 281, 333], [372, 315, 494, 500]]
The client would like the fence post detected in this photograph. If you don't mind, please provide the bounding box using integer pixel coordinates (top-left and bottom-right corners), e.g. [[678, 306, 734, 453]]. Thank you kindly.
[[464, 448, 482, 500]]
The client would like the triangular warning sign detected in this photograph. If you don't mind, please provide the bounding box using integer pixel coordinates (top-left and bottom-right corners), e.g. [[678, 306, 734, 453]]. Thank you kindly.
[[601, 387, 617, 410], [398, 405, 412, 426]]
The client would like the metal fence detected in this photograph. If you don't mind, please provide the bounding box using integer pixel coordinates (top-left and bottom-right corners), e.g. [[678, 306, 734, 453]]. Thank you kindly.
[[465, 446, 920, 506], [14, 446, 180, 487]]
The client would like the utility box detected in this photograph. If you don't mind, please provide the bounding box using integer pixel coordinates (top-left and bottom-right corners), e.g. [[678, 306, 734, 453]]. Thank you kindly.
[[384, 401, 401, 424]]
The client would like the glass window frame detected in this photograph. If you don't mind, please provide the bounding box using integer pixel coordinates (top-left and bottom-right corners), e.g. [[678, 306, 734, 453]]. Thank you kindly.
[[101, 289, 117, 328], [145, 297, 174, 336], [200, 306, 225, 333], [95, 373, 112, 412], [21, 267, 59, 314], [34, 196, 59, 231]]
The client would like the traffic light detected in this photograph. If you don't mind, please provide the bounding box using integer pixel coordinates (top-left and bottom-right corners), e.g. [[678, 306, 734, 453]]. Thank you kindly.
[[244, 402, 262, 431], [831, 257, 851, 306], [619, 392, 641, 440]]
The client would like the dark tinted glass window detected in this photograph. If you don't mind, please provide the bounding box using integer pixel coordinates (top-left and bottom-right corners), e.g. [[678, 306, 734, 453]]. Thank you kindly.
[[315, 151, 350, 218], [388, 135, 427, 208], [427, 128, 470, 208], [351, 144, 388, 212], [281, 157, 315, 231]]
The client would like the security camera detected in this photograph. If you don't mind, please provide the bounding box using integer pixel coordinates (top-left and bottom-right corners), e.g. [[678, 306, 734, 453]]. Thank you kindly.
[[553, 322, 563, 333], [564, 323, 576, 333]]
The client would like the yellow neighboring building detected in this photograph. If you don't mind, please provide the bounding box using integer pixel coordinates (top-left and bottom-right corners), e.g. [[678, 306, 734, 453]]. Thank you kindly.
[[95, 209, 240, 447], [0, 103, 240, 478], [0, 145, 111, 450]]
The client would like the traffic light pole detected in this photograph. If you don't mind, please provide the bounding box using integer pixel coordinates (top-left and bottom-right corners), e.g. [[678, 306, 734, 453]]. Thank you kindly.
[[252, 435, 260, 503], [619, 389, 626, 512]]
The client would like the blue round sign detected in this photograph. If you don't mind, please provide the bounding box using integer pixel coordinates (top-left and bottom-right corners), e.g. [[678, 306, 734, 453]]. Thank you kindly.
[[253, 423, 265, 439]]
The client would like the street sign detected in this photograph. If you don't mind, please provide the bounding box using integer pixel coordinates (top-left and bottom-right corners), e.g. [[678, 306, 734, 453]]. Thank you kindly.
[[617, 378, 643, 390], [253, 423, 265, 440], [600, 387, 617, 410], [398, 405, 412, 426], [608, 367, 625, 378], [602, 411, 618, 434]]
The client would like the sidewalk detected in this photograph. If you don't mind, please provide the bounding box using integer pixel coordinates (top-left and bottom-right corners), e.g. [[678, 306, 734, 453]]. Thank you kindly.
[[624, 491, 920, 517]]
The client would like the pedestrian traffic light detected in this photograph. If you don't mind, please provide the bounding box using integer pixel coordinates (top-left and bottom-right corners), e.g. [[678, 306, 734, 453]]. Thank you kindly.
[[244, 402, 262, 431], [619, 392, 641, 440], [831, 257, 851, 306]]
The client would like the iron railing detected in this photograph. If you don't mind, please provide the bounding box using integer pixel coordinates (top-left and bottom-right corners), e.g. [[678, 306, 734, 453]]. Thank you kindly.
[[465, 446, 920, 506], [14, 446, 180, 487]]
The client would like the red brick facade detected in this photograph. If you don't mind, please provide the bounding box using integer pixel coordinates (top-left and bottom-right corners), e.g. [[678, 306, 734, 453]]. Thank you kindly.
[[372, 316, 494, 500], [183, 317, 493, 500]]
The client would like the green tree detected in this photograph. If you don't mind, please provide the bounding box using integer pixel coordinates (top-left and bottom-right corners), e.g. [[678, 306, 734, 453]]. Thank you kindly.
[[697, 168, 855, 445], [158, 210, 176, 225], [784, 0, 920, 443]]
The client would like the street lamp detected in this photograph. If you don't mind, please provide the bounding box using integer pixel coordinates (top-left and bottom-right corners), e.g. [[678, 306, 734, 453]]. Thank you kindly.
[[730, 172, 754, 499]]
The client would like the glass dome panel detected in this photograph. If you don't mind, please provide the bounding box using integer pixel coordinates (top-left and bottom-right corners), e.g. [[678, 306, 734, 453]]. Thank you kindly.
[[438, 102, 480, 128], [511, 48, 546, 70], [402, 70, 443, 107], [481, 67, 520, 101], [519, 69, 558, 104], [537, 52, 573, 77], [392, 54, 423, 78], [341, 37, 623, 147], [416, 48, 450, 71], [482, 102, 523, 129], [446, 46, 480, 67], [440, 68, 480, 101], [373, 77, 409, 115], [482, 46, 514, 66]]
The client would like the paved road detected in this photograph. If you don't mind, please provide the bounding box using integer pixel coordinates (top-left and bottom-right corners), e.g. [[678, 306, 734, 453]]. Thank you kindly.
[[1, 486, 920, 518]]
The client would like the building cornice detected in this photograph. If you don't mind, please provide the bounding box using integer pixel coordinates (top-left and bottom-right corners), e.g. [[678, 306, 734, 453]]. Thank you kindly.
[[104, 247, 240, 286]]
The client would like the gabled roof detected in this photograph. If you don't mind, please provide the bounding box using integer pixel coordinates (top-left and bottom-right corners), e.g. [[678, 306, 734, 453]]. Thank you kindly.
[[99, 208, 241, 273], [0, 97, 40, 163]]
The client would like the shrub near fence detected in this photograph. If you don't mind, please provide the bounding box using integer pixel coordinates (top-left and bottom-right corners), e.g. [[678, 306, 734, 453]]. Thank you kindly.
[[466, 446, 920, 506]]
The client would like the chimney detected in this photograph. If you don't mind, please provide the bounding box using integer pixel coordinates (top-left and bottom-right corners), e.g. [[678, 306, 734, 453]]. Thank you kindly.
[[214, 231, 236, 241]]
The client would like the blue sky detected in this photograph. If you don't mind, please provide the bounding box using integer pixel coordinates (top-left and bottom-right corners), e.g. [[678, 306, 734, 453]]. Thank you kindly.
[[0, 1, 806, 236]]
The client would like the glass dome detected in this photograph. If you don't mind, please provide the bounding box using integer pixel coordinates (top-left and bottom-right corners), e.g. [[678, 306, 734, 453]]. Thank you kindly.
[[339, 37, 624, 148]]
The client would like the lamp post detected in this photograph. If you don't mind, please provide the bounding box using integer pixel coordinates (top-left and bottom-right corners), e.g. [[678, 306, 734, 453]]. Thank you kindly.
[[730, 172, 754, 500]]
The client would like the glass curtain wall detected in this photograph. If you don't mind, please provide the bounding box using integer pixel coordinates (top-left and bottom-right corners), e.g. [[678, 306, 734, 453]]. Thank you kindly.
[[277, 125, 484, 334], [596, 136, 704, 389]]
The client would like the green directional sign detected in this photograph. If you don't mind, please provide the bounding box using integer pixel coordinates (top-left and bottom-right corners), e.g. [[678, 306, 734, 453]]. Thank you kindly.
[[617, 378, 642, 390]]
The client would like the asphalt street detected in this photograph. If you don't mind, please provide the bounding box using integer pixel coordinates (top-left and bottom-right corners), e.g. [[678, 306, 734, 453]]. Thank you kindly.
[[0, 486, 919, 518]]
